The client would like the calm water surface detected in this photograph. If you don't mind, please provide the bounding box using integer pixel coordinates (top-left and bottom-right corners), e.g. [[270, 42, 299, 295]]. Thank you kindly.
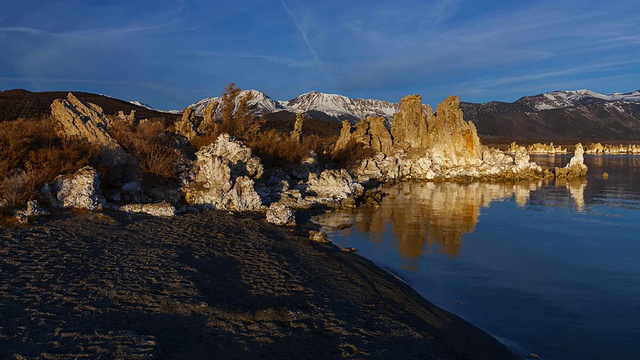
[[317, 155, 640, 360]]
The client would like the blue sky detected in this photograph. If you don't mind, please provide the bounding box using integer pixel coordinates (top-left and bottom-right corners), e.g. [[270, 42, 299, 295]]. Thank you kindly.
[[1, 0, 639, 110]]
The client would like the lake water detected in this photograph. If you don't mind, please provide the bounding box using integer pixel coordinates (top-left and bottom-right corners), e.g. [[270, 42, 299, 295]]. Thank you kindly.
[[316, 155, 640, 360]]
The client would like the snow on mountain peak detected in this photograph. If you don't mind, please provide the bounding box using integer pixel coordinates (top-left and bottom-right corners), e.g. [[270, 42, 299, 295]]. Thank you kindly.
[[190, 89, 284, 116], [524, 89, 640, 111]]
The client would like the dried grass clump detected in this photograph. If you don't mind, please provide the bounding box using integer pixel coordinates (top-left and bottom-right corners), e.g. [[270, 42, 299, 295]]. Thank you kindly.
[[0, 116, 95, 208], [331, 138, 374, 170], [190, 83, 265, 150], [110, 119, 181, 186]]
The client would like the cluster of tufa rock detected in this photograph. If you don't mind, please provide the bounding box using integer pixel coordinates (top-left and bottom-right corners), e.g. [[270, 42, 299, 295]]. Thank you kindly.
[[335, 95, 549, 181], [6, 91, 589, 227]]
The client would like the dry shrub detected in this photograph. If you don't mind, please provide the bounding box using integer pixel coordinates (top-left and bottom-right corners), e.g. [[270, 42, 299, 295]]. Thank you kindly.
[[0, 116, 96, 208], [248, 129, 313, 169], [331, 138, 374, 170], [190, 83, 265, 150], [110, 119, 181, 185]]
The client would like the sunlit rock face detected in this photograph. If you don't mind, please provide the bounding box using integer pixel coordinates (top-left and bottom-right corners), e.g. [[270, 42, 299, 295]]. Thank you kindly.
[[585, 142, 640, 154], [290, 113, 304, 144], [391, 95, 430, 150], [555, 143, 588, 178], [174, 105, 198, 141], [527, 142, 568, 154], [427, 95, 483, 167], [349, 95, 545, 181], [183, 134, 263, 211], [51, 93, 127, 166], [333, 116, 393, 156]]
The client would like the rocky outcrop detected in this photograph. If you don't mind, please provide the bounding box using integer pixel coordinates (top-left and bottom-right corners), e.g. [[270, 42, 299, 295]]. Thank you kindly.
[[527, 143, 567, 154], [427, 96, 483, 167], [117, 110, 136, 123], [201, 100, 218, 133], [555, 143, 588, 178], [119, 201, 176, 217], [290, 113, 305, 144], [14, 200, 49, 223], [266, 202, 296, 226], [391, 95, 430, 150], [333, 117, 393, 156], [307, 169, 364, 207], [346, 95, 546, 182], [51, 93, 126, 165], [183, 134, 263, 211], [52, 166, 106, 211], [585, 142, 640, 154], [174, 105, 198, 141]]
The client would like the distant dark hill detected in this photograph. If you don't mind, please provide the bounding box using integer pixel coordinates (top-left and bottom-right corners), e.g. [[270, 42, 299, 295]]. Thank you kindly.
[[0, 89, 179, 121], [461, 90, 640, 142], [262, 110, 342, 138]]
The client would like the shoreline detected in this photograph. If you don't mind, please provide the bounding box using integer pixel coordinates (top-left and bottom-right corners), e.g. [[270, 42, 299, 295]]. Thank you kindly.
[[1, 209, 519, 359]]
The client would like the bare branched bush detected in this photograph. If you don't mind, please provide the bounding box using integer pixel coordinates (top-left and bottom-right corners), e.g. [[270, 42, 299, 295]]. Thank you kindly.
[[331, 138, 374, 170], [0, 116, 96, 208], [191, 83, 265, 150], [110, 119, 181, 185]]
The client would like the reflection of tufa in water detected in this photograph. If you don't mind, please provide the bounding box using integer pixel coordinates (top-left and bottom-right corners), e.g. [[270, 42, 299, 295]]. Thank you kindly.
[[321, 179, 588, 261], [352, 182, 542, 258]]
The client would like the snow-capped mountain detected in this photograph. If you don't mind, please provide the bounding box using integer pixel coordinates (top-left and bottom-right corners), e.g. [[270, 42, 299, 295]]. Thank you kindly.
[[126, 100, 182, 114], [190, 90, 284, 116], [281, 91, 400, 122], [189, 90, 400, 123], [460, 89, 640, 140], [517, 89, 640, 111], [185, 87, 640, 140]]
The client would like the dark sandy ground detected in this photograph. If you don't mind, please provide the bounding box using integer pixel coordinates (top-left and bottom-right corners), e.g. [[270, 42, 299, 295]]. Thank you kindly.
[[0, 209, 519, 359]]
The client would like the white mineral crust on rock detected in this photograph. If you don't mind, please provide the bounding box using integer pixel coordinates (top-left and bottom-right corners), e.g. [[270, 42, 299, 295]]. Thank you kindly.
[[53, 166, 106, 211], [183, 134, 263, 211], [266, 202, 296, 226]]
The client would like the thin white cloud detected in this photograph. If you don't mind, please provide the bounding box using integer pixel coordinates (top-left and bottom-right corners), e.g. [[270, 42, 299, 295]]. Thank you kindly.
[[180, 50, 315, 69], [279, 0, 323, 71]]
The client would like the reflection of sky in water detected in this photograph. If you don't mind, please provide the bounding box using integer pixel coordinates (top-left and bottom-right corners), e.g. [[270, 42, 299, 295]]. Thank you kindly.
[[317, 155, 640, 360]]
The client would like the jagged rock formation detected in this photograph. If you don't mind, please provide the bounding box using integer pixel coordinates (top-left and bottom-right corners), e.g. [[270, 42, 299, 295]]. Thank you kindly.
[[527, 143, 568, 154], [290, 113, 305, 143], [306, 169, 364, 207], [119, 201, 176, 217], [201, 100, 218, 134], [555, 143, 588, 178], [51, 93, 127, 165], [174, 105, 198, 141], [266, 202, 296, 226], [183, 134, 263, 211], [333, 117, 393, 156], [391, 95, 430, 150], [427, 95, 483, 167], [52, 166, 106, 211], [117, 110, 136, 123], [585, 142, 640, 154], [347, 95, 545, 181], [14, 200, 49, 223]]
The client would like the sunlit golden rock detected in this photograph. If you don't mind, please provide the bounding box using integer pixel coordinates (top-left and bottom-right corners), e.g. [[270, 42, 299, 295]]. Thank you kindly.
[[391, 94, 430, 150]]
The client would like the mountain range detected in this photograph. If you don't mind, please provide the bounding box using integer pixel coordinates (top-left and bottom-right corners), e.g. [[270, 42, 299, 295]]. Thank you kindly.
[[186, 88, 640, 141], [2, 88, 639, 141]]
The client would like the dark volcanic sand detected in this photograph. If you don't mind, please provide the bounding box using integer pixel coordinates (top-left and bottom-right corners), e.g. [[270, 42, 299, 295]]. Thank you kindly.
[[0, 210, 518, 359]]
